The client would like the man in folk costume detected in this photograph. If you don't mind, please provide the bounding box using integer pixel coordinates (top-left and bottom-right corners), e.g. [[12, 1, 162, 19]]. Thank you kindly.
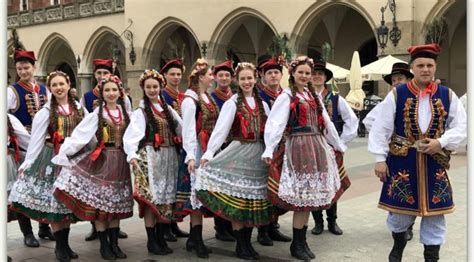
[[255, 54, 292, 246], [7, 49, 53, 247], [369, 44, 466, 262], [159, 58, 190, 241], [80, 58, 129, 241], [310, 56, 358, 236], [208, 60, 237, 242]]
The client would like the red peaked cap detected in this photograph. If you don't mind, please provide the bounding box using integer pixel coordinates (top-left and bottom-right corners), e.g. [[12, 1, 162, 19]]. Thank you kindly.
[[160, 58, 184, 74], [258, 58, 283, 74], [407, 44, 441, 62], [14, 50, 36, 64], [93, 58, 113, 72], [212, 60, 234, 75]]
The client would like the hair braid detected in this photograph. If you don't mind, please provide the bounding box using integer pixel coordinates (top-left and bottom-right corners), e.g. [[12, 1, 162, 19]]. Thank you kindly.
[[117, 97, 130, 126], [95, 98, 104, 142], [142, 92, 159, 135], [252, 84, 267, 125], [7, 116, 14, 137], [48, 94, 59, 135], [306, 80, 325, 133]]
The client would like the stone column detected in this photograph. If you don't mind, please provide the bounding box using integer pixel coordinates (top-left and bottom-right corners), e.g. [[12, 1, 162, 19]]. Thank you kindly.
[[77, 73, 94, 97]]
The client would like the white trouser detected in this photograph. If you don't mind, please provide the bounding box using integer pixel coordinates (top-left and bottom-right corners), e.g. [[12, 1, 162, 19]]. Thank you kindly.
[[387, 212, 446, 245]]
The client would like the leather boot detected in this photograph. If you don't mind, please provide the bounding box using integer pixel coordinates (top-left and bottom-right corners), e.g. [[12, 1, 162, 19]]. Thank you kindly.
[[146, 227, 167, 255], [290, 227, 311, 260], [214, 217, 235, 242], [170, 222, 189, 238], [97, 231, 115, 260], [63, 228, 78, 259], [406, 223, 414, 241], [424, 245, 440, 262], [156, 224, 173, 254], [186, 225, 210, 258], [117, 230, 128, 239], [84, 222, 97, 241], [234, 229, 254, 260], [311, 210, 324, 235], [268, 221, 292, 242], [389, 232, 408, 262], [244, 227, 259, 259], [257, 225, 273, 246], [161, 223, 177, 242], [18, 214, 39, 247], [303, 226, 315, 259], [327, 203, 343, 235], [54, 230, 70, 262], [109, 228, 126, 259], [38, 223, 55, 241]]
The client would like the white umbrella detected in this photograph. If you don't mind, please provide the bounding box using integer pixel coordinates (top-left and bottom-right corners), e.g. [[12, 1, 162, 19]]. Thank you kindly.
[[326, 62, 349, 83], [361, 55, 408, 80], [345, 51, 366, 111]]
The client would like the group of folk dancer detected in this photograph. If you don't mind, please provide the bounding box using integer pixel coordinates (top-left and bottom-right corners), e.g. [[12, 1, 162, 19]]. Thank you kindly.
[[6, 42, 466, 262]]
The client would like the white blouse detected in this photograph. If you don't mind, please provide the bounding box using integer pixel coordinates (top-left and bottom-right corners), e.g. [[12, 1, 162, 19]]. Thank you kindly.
[[51, 105, 129, 167], [123, 99, 183, 163], [8, 113, 30, 150], [367, 89, 467, 162], [19, 100, 85, 171], [262, 88, 345, 159], [201, 94, 270, 161]]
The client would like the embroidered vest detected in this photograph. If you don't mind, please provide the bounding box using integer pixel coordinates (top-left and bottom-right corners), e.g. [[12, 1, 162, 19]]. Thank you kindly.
[[287, 92, 322, 134], [258, 83, 281, 109], [187, 92, 219, 152], [10, 82, 48, 128], [138, 108, 176, 149], [323, 91, 344, 135], [229, 100, 265, 142], [161, 87, 185, 116], [211, 88, 232, 110]]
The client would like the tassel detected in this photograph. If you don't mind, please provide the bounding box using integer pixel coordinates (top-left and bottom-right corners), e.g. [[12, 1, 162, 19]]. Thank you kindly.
[[9, 136, 21, 162], [89, 140, 105, 161], [154, 133, 162, 149], [237, 112, 249, 138], [298, 104, 308, 127], [199, 130, 210, 152], [52, 131, 64, 154], [102, 127, 109, 143], [173, 136, 182, 145]]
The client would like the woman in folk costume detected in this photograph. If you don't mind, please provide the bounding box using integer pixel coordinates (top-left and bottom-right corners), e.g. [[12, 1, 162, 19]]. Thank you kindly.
[[51, 75, 133, 260], [262, 56, 345, 260], [9, 71, 85, 262], [176, 58, 219, 258], [123, 69, 182, 256], [196, 62, 273, 260]]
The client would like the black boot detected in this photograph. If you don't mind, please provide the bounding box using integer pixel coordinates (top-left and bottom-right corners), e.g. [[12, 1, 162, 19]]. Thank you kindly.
[[311, 210, 324, 235], [186, 225, 210, 258], [63, 228, 78, 259], [424, 245, 440, 262], [234, 229, 254, 260], [268, 221, 292, 242], [290, 227, 312, 260], [54, 230, 70, 262], [156, 224, 173, 254], [214, 217, 235, 242], [118, 230, 128, 239], [244, 227, 259, 259], [97, 231, 115, 260], [170, 222, 189, 238], [146, 227, 167, 255], [18, 214, 39, 247], [257, 225, 273, 246], [38, 223, 55, 241], [326, 203, 343, 235], [406, 223, 414, 241], [389, 232, 408, 262], [84, 222, 97, 241], [109, 228, 127, 259], [161, 223, 177, 242], [302, 226, 315, 259]]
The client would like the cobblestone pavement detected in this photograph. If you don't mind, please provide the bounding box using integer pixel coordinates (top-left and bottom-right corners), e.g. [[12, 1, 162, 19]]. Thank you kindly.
[[7, 137, 467, 261]]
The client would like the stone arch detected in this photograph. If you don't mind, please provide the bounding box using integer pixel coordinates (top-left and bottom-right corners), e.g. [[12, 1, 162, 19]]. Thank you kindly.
[[36, 32, 76, 79], [208, 7, 278, 63], [82, 26, 125, 74]]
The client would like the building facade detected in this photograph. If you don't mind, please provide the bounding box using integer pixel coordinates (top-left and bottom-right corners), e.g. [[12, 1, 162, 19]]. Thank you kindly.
[[7, 0, 466, 101]]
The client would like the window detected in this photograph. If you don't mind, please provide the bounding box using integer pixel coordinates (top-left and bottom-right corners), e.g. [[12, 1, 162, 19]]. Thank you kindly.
[[20, 0, 28, 11], [51, 0, 60, 5]]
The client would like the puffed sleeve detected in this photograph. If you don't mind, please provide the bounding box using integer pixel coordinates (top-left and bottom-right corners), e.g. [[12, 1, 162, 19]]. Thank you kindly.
[[51, 108, 99, 166], [18, 107, 50, 171], [182, 97, 197, 163], [262, 93, 290, 159], [123, 108, 146, 163], [201, 99, 237, 161], [337, 96, 358, 151], [367, 92, 396, 162], [8, 114, 30, 150], [437, 91, 467, 150]]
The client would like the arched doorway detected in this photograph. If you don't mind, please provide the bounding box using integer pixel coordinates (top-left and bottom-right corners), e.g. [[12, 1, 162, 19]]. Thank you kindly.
[[56, 62, 77, 88]]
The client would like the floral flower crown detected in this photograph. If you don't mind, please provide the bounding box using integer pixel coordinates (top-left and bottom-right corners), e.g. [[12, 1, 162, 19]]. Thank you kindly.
[[99, 75, 124, 98], [139, 69, 165, 88], [234, 62, 256, 76], [189, 58, 209, 78], [288, 56, 314, 75], [46, 70, 70, 86]]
